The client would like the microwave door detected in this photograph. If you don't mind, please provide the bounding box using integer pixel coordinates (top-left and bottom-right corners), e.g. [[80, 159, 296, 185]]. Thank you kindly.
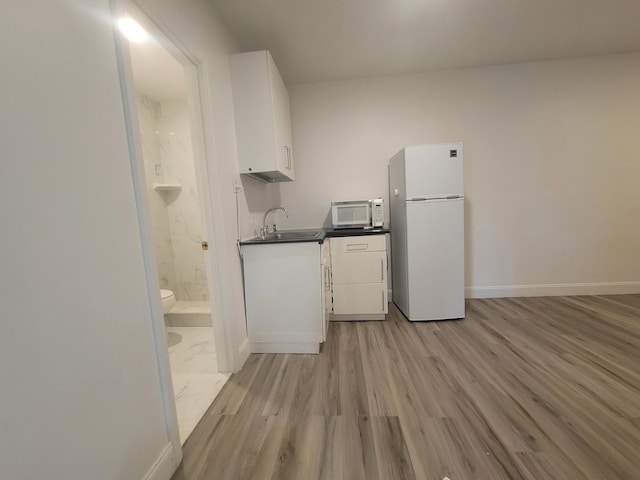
[[339, 205, 357, 223], [332, 201, 371, 228], [337, 205, 359, 227]]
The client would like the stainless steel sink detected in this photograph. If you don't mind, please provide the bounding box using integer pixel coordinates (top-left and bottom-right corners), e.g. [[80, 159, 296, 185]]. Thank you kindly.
[[272, 230, 321, 240], [249, 229, 323, 242]]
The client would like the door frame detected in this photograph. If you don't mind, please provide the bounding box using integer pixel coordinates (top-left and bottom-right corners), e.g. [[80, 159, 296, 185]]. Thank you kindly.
[[111, 0, 237, 461]]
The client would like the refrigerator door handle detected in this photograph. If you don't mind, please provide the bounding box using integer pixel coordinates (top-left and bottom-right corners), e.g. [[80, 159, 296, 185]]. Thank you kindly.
[[408, 195, 464, 202]]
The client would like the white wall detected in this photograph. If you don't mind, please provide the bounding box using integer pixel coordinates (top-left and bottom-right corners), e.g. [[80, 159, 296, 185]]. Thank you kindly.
[[281, 53, 640, 296], [0, 1, 173, 479], [139, 96, 210, 302], [1, 0, 277, 477], [159, 99, 209, 301], [139, 95, 179, 294]]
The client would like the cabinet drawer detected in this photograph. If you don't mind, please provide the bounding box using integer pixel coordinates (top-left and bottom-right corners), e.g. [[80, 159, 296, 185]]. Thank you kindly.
[[333, 284, 388, 315], [330, 234, 386, 254], [332, 251, 386, 284]]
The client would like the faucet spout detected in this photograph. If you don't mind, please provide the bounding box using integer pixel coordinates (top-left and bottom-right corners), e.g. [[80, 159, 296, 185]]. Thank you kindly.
[[262, 206, 288, 237]]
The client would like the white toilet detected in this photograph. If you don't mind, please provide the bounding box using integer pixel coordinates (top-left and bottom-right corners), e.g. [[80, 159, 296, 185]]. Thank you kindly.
[[160, 289, 176, 314]]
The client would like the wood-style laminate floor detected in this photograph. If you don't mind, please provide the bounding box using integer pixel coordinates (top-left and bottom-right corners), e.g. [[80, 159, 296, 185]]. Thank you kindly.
[[171, 295, 640, 480]]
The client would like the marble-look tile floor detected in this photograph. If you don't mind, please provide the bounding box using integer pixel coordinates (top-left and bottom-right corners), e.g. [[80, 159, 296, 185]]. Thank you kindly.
[[166, 326, 229, 444]]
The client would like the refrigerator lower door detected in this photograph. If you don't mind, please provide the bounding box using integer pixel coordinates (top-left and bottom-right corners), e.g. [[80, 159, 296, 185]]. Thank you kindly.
[[405, 198, 464, 320]]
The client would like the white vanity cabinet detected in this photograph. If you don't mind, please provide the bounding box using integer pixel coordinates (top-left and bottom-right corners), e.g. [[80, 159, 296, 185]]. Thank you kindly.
[[230, 50, 295, 182], [329, 234, 388, 320], [241, 241, 323, 353]]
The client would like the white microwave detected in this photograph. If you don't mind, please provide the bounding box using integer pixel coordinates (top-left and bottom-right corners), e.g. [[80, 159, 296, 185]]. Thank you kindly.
[[331, 199, 384, 229]]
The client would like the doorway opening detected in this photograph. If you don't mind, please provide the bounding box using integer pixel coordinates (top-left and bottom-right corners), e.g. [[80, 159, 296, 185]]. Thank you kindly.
[[120, 9, 230, 444]]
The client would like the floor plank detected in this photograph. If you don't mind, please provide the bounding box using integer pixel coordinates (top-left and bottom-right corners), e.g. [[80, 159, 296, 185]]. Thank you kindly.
[[371, 416, 416, 480], [172, 294, 640, 480]]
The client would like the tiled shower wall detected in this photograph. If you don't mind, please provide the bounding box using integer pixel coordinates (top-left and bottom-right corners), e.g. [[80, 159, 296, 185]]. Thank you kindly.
[[139, 94, 209, 301]]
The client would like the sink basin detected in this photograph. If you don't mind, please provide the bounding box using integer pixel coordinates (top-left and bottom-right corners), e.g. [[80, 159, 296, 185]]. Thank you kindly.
[[272, 231, 321, 240], [246, 229, 324, 243]]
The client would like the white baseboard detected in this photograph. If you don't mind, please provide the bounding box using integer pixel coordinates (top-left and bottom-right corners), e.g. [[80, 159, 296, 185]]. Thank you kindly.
[[466, 281, 640, 299], [237, 337, 251, 372], [143, 443, 179, 480], [250, 341, 320, 354], [330, 313, 386, 321]]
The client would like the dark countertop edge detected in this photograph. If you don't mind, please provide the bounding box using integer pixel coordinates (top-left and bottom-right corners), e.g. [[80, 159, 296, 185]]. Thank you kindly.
[[324, 227, 389, 237], [239, 227, 389, 246], [239, 237, 325, 246]]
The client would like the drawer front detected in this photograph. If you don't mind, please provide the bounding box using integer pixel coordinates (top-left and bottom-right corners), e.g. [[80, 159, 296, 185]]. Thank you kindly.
[[333, 284, 388, 315], [330, 234, 386, 254], [332, 251, 386, 284]]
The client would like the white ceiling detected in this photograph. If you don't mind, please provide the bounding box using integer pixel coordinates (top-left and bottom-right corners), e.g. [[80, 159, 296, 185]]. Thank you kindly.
[[209, 0, 640, 84]]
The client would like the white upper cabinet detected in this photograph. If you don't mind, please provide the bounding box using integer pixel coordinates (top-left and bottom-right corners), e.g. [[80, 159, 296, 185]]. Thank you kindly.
[[230, 50, 295, 182]]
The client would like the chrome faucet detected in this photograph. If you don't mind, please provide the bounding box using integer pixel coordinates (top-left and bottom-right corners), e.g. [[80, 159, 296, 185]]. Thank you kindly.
[[261, 206, 288, 238]]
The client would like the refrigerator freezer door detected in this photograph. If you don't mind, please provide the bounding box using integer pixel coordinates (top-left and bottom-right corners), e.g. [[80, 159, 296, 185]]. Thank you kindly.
[[405, 198, 464, 320], [404, 144, 463, 199]]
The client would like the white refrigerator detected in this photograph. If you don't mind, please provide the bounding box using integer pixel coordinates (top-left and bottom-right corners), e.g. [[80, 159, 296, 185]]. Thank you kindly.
[[389, 143, 465, 321]]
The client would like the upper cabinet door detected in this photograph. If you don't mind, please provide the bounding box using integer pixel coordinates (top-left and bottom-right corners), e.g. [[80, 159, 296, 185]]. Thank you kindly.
[[268, 54, 295, 180], [230, 51, 295, 182]]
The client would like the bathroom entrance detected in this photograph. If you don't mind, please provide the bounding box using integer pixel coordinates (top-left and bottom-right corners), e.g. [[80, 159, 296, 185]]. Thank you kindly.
[[119, 7, 229, 444]]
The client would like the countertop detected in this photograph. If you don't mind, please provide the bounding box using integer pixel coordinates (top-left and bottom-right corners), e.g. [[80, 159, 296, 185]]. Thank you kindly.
[[239, 226, 389, 246], [324, 227, 389, 238]]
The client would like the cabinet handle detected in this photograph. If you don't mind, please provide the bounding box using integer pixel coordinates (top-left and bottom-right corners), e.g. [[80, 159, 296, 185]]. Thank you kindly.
[[346, 243, 368, 251], [284, 146, 292, 170], [381, 290, 385, 312], [380, 258, 384, 281]]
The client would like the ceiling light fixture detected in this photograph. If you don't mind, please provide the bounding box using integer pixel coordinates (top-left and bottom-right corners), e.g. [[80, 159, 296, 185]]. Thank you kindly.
[[118, 17, 149, 43]]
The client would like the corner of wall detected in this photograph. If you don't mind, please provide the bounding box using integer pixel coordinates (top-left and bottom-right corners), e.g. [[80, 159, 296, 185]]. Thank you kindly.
[[237, 337, 251, 372], [142, 443, 180, 480]]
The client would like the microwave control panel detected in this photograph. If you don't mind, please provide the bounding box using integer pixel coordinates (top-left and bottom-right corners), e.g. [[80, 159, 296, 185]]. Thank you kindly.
[[371, 198, 384, 227]]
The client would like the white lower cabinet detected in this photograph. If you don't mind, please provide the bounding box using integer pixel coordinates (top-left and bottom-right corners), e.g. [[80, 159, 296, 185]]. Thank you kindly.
[[321, 241, 331, 338], [333, 284, 387, 315], [329, 234, 388, 320], [241, 241, 323, 353], [241, 234, 388, 353]]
